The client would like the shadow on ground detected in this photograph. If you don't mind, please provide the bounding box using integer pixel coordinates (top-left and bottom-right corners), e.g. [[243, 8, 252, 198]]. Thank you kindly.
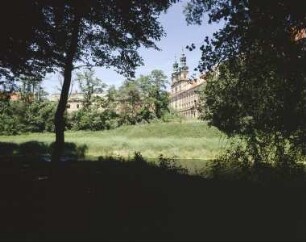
[[0, 142, 305, 241], [0, 141, 88, 162]]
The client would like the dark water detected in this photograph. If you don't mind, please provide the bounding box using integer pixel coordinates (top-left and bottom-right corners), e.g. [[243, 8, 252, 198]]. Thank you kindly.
[[85, 155, 210, 174]]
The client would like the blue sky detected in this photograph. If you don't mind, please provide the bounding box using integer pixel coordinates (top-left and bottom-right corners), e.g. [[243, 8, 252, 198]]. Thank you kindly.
[[43, 1, 221, 94]]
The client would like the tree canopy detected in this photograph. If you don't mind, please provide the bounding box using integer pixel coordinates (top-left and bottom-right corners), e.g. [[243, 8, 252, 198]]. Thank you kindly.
[[186, 0, 306, 163], [1, 0, 178, 161]]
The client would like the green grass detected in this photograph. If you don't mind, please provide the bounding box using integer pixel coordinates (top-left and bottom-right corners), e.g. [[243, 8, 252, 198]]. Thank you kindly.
[[0, 121, 229, 160]]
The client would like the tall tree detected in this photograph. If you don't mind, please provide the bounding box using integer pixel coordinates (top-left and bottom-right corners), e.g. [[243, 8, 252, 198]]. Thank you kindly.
[[149, 70, 169, 118], [0, 1, 57, 80], [119, 79, 142, 124], [1, 1, 178, 162], [19, 76, 42, 103], [138, 70, 169, 119], [185, 0, 306, 163], [118, 70, 169, 124]]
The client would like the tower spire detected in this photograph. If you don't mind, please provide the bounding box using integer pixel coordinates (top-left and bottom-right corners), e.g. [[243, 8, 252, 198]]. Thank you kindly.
[[180, 51, 186, 68], [173, 55, 178, 72]]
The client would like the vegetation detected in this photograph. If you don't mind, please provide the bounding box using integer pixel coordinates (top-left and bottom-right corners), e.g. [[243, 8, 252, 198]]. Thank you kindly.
[[0, 150, 304, 241], [1, 1, 179, 162], [0, 68, 173, 134], [0, 122, 226, 163], [0, 1, 53, 80], [117, 69, 170, 124], [69, 69, 171, 130], [0, 100, 56, 135], [76, 69, 107, 109], [186, 0, 306, 166], [0, 1, 305, 240]]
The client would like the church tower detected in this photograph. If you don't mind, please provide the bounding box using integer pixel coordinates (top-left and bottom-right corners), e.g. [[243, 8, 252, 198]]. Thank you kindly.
[[171, 59, 179, 84], [179, 53, 188, 80], [171, 53, 189, 84], [170, 51, 205, 119]]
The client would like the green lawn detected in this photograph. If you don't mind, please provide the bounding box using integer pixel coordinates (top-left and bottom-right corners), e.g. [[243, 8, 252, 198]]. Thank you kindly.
[[0, 121, 228, 160]]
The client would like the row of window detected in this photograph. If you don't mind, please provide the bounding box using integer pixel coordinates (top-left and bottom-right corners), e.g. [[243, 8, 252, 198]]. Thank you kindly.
[[66, 103, 80, 109], [173, 99, 197, 109], [182, 110, 197, 118]]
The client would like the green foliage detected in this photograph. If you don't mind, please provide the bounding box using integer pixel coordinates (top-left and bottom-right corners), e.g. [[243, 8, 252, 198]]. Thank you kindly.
[[24, 101, 56, 132], [69, 69, 171, 131], [1, 0, 178, 161], [69, 108, 119, 131], [118, 69, 170, 125], [0, 100, 56, 135], [76, 69, 107, 109], [161, 111, 183, 123], [0, 1, 55, 80], [0, 69, 171, 134], [0, 101, 27, 135], [18, 75, 46, 103], [186, 0, 306, 165], [204, 145, 305, 184]]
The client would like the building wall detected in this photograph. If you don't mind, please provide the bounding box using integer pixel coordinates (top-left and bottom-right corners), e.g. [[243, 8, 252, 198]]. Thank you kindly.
[[169, 54, 205, 118], [49, 93, 104, 113], [66, 101, 82, 112]]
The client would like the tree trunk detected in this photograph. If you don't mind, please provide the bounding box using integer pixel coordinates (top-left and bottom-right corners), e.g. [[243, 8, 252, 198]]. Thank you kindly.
[[52, 15, 81, 163]]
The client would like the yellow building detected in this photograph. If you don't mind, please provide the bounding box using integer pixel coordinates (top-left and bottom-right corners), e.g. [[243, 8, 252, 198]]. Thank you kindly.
[[170, 53, 206, 118]]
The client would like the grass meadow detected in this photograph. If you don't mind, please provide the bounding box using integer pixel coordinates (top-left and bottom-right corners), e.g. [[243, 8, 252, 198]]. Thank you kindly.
[[0, 121, 228, 161]]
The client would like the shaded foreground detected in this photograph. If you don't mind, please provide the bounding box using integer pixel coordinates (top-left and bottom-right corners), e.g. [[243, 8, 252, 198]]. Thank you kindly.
[[0, 148, 305, 241]]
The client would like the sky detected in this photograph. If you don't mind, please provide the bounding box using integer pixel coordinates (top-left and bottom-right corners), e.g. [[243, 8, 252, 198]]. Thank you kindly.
[[43, 1, 221, 94]]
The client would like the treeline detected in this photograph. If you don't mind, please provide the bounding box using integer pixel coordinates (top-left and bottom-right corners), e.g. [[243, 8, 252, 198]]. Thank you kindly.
[[0, 101, 56, 135], [0, 69, 176, 135]]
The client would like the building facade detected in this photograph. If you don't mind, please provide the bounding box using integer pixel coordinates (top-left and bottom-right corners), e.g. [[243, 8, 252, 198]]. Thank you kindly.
[[170, 53, 206, 118], [49, 93, 104, 113]]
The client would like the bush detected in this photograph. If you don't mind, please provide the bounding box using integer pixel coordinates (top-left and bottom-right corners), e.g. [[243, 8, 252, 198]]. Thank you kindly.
[[0, 100, 56, 135], [205, 144, 305, 184]]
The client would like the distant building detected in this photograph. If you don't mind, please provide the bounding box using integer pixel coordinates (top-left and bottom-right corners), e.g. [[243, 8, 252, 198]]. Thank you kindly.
[[0, 92, 35, 102], [49, 92, 104, 113], [0, 92, 22, 101], [170, 53, 206, 118]]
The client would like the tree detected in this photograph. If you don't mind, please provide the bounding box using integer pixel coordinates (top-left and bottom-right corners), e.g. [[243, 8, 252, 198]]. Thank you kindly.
[[1, 1, 178, 162], [0, 1, 58, 80], [76, 69, 106, 109], [19, 76, 42, 103], [103, 85, 121, 128], [138, 70, 169, 119], [51, 1, 179, 162], [148, 70, 169, 119], [185, 0, 306, 164], [117, 70, 169, 124], [118, 79, 142, 125]]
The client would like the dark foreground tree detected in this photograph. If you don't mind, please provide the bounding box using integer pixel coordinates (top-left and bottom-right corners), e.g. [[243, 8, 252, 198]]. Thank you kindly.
[[185, 0, 306, 164], [0, 1, 56, 80], [1, 1, 178, 162]]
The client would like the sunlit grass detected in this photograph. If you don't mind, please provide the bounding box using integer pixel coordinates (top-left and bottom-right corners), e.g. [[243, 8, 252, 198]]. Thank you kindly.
[[0, 121, 229, 160]]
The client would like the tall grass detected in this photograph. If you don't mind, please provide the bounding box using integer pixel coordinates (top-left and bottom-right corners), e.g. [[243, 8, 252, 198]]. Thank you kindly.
[[0, 121, 228, 160]]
